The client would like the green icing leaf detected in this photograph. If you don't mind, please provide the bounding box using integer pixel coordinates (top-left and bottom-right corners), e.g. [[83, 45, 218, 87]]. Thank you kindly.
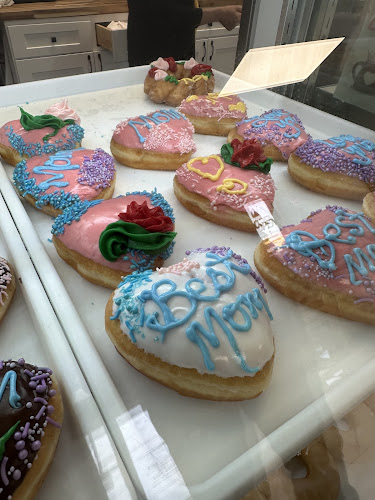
[[99, 221, 177, 261], [221, 143, 239, 167], [0, 420, 20, 461], [164, 75, 179, 85], [202, 71, 213, 78], [19, 107, 75, 142]]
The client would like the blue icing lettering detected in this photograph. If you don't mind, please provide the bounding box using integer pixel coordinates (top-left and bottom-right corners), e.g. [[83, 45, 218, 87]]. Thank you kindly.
[[33, 148, 84, 190], [0, 371, 22, 409], [285, 210, 375, 286], [250, 110, 302, 139], [117, 250, 272, 374], [315, 135, 375, 166], [128, 109, 187, 143]]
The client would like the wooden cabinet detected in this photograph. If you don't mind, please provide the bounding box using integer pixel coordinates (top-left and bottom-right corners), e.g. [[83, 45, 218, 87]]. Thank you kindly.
[[196, 24, 239, 75]]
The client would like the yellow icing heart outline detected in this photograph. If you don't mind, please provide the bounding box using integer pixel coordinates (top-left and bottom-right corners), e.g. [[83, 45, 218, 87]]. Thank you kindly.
[[216, 178, 248, 195], [187, 155, 224, 181], [228, 102, 246, 113]]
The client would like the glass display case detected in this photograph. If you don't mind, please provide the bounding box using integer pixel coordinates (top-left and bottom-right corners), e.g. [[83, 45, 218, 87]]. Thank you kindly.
[[0, 1, 374, 499]]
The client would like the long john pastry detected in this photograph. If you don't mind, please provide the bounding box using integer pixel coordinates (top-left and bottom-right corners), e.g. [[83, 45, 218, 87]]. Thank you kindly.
[[254, 206, 375, 325], [106, 247, 275, 401], [0, 358, 63, 499]]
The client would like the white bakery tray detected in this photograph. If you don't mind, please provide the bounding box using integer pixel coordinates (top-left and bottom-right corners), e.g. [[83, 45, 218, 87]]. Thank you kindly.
[[0, 68, 374, 500]]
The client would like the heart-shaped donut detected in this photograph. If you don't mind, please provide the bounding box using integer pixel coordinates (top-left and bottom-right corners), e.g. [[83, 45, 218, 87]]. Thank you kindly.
[[0, 257, 16, 324], [52, 190, 176, 289], [254, 206, 375, 324]]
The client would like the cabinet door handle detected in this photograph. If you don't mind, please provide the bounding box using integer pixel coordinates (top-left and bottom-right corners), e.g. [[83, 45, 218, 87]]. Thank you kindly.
[[209, 40, 214, 61], [98, 53, 102, 71], [202, 41, 206, 62], [88, 54, 93, 73]]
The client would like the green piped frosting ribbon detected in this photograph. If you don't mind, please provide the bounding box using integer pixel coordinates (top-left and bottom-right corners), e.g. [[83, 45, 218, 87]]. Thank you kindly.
[[19, 107, 75, 142], [0, 420, 20, 461], [221, 143, 273, 174], [164, 75, 179, 85], [99, 221, 176, 262]]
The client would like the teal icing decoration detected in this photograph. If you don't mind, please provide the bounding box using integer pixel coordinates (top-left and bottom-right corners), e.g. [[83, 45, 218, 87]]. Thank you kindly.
[[285, 209, 375, 286], [0, 371, 22, 409], [128, 110, 187, 143], [33, 148, 83, 190], [315, 135, 375, 166], [114, 250, 273, 373]]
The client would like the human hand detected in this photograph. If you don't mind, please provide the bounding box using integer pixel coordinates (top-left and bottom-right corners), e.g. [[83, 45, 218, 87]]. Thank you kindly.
[[219, 5, 242, 31]]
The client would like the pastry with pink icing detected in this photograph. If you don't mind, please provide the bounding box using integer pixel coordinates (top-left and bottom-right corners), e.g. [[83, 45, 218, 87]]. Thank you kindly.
[[228, 108, 309, 161], [111, 109, 196, 170], [144, 56, 215, 106], [174, 138, 275, 232], [13, 148, 116, 217], [178, 93, 247, 136], [0, 104, 84, 167], [289, 135, 375, 200], [363, 192, 375, 221], [0, 256, 16, 324], [51, 190, 177, 288], [254, 206, 375, 324]]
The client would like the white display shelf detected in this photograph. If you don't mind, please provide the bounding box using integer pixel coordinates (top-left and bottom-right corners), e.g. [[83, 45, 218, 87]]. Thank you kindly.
[[0, 67, 374, 500]]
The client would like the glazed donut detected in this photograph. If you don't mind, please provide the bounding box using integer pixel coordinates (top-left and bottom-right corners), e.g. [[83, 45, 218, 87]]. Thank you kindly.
[[288, 135, 375, 200], [111, 109, 196, 170], [174, 139, 275, 232], [0, 101, 84, 167], [254, 205, 375, 325], [106, 246, 275, 401], [228, 109, 309, 161], [243, 438, 340, 500], [178, 93, 247, 136], [144, 57, 215, 107], [363, 191, 375, 220], [0, 358, 63, 500], [0, 257, 16, 324], [13, 148, 116, 217], [52, 190, 177, 289]]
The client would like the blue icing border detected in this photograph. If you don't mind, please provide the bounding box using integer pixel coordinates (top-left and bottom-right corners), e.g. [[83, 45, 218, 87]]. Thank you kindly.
[[5, 123, 84, 158]]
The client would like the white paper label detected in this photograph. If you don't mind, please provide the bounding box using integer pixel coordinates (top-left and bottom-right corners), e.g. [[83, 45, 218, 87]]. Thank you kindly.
[[244, 200, 285, 248]]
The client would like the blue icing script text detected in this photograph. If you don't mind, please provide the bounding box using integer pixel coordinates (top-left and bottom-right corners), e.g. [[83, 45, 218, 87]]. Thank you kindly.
[[315, 135, 375, 166], [285, 210, 375, 286], [0, 370, 21, 409], [114, 250, 273, 373], [246, 110, 302, 139], [128, 109, 187, 143], [32, 148, 84, 190]]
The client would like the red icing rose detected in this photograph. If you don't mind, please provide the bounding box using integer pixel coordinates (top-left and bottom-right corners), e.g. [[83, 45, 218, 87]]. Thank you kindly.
[[148, 67, 159, 77], [231, 138, 267, 168], [118, 201, 174, 233], [191, 64, 213, 76], [163, 57, 177, 73]]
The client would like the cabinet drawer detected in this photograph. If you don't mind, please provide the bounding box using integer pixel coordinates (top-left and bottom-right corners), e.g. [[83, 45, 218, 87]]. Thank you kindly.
[[15, 52, 94, 83], [95, 23, 127, 63], [7, 21, 92, 59]]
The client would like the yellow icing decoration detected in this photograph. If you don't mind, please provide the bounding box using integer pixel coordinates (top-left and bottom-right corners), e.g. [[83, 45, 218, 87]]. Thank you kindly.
[[186, 95, 199, 102], [228, 102, 246, 113], [187, 155, 224, 181], [216, 178, 248, 195], [180, 74, 208, 84]]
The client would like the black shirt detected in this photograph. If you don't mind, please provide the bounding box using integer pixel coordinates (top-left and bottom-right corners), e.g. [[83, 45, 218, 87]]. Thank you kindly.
[[127, 0, 203, 66]]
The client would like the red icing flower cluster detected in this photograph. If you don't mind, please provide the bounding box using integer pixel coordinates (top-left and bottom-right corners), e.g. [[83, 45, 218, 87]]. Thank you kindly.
[[148, 67, 159, 77], [163, 57, 177, 73], [119, 201, 174, 233], [231, 139, 267, 168], [191, 64, 213, 76]]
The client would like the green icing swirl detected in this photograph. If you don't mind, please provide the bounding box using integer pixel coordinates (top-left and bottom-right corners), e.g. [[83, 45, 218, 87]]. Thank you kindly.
[[164, 75, 179, 85], [19, 107, 75, 142], [202, 71, 213, 78], [99, 221, 177, 261], [220, 143, 273, 174], [0, 420, 20, 461]]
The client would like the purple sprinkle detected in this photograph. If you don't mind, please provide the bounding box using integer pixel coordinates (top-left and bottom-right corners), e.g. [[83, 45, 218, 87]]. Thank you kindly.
[[12, 469, 21, 481], [18, 449, 28, 461], [77, 148, 115, 189], [22, 422, 30, 439], [35, 405, 46, 421], [15, 440, 25, 451], [31, 441, 41, 452], [34, 397, 48, 405], [46, 417, 61, 428], [24, 369, 34, 377], [17, 358, 25, 366], [30, 374, 50, 381], [48, 390, 56, 397], [13, 432, 22, 441], [1, 457, 9, 486], [354, 298, 374, 304]]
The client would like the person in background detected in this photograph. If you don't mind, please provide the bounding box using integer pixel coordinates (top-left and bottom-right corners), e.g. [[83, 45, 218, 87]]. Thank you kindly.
[[127, 0, 242, 66]]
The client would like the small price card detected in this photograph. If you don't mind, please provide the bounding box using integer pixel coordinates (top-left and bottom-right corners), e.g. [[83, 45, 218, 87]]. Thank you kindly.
[[244, 200, 285, 250]]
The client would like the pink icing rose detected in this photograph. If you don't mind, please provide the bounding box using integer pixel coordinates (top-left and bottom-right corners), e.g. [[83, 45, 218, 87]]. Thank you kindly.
[[150, 57, 169, 71], [154, 70, 168, 81], [184, 57, 198, 70], [44, 99, 81, 125]]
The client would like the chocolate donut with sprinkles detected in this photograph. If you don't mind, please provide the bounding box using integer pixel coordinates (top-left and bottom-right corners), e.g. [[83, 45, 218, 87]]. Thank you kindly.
[[174, 138, 275, 232], [288, 135, 375, 200], [0, 358, 63, 500], [0, 257, 16, 325], [13, 148, 116, 217]]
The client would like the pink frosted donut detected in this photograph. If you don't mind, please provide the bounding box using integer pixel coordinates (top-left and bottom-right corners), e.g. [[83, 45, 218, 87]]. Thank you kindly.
[[178, 93, 247, 136], [110, 109, 196, 170]]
